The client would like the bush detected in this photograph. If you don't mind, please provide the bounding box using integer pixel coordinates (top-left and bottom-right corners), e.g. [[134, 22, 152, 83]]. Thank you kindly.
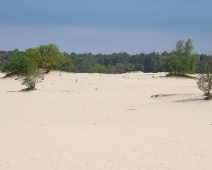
[[197, 73, 212, 100]]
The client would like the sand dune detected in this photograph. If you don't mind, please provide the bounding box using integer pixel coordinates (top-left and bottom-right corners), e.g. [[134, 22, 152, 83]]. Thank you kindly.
[[0, 72, 212, 170]]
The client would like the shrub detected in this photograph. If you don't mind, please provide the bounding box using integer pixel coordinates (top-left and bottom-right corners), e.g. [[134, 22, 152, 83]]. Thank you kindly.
[[197, 73, 212, 100]]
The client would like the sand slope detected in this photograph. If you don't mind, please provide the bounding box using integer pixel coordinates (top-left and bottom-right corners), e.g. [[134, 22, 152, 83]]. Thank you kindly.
[[0, 72, 212, 170]]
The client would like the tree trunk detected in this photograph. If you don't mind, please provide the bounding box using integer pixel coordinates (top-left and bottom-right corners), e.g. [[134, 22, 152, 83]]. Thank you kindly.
[[29, 81, 35, 90]]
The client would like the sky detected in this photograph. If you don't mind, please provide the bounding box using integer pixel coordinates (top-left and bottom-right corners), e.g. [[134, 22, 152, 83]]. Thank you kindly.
[[0, 0, 212, 54]]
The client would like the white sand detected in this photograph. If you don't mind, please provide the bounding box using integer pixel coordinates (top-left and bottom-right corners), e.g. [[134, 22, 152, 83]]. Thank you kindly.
[[0, 72, 212, 170]]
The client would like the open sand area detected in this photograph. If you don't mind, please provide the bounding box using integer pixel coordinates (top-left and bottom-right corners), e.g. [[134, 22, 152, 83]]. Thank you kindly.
[[0, 72, 212, 170]]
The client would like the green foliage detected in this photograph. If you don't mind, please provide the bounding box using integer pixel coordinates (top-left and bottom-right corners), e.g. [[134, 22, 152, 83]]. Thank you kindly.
[[91, 64, 107, 73], [71, 53, 95, 73], [204, 57, 212, 73], [3, 44, 73, 75], [106, 65, 115, 73], [54, 53, 74, 71], [115, 63, 126, 73], [198, 54, 210, 73], [145, 53, 162, 72], [2, 49, 36, 74], [0, 49, 20, 67], [34, 44, 73, 73], [161, 39, 199, 75], [197, 73, 212, 99], [90, 63, 135, 74], [69, 52, 135, 74], [126, 63, 135, 72], [130, 54, 145, 71], [1, 46, 210, 74]]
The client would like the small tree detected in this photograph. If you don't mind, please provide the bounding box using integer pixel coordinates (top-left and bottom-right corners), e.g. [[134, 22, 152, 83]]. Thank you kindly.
[[161, 39, 199, 75], [197, 73, 212, 100], [197, 57, 212, 100]]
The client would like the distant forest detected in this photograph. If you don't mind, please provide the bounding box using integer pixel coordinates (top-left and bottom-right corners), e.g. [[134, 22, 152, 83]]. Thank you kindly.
[[0, 49, 210, 74]]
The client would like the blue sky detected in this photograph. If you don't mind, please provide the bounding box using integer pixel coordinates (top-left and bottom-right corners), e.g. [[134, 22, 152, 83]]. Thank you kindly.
[[0, 0, 212, 54]]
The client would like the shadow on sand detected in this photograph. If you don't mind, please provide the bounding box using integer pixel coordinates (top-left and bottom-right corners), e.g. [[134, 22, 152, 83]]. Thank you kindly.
[[171, 98, 204, 103]]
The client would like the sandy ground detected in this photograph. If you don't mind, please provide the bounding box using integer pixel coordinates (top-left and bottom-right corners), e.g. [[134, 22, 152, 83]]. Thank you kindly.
[[0, 71, 212, 170]]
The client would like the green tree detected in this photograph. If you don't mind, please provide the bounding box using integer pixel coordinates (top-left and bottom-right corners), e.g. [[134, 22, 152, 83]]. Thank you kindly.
[[91, 64, 107, 73], [130, 54, 145, 71], [161, 55, 179, 74], [115, 63, 126, 73], [161, 39, 199, 75], [34, 44, 73, 73], [106, 65, 115, 73], [204, 57, 212, 73], [197, 54, 210, 73], [0, 49, 20, 67], [125, 63, 135, 72], [144, 53, 161, 72], [2, 48, 37, 75]]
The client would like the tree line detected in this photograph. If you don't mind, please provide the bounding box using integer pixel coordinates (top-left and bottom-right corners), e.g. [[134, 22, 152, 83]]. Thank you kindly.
[[1, 48, 210, 74]]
